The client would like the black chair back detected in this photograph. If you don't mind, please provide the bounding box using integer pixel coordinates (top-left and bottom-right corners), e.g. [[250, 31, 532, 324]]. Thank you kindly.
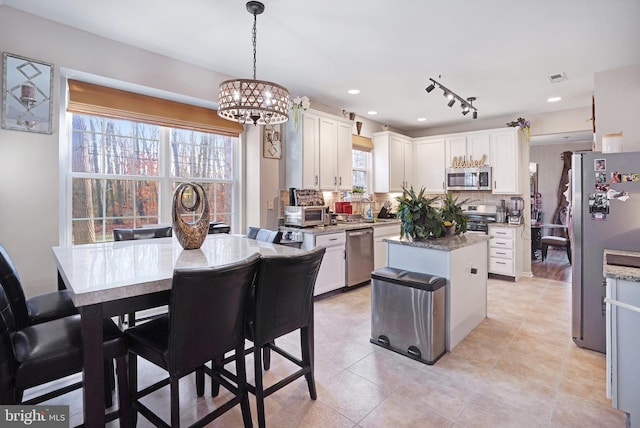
[[255, 229, 282, 244], [113, 226, 172, 241], [0, 309, 16, 397], [246, 226, 260, 239], [168, 253, 260, 376], [0, 243, 29, 330], [250, 247, 325, 345]]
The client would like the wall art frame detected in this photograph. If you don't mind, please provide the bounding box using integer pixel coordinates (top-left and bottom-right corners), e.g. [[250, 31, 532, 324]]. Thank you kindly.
[[2, 52, 54, 134], [263, 123, 282, 159]]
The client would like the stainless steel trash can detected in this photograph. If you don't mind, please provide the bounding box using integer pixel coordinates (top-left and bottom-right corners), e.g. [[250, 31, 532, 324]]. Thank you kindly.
[[370, 267, 446, 365]]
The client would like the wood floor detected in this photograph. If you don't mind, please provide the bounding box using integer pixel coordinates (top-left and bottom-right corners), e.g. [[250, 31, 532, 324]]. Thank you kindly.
[[531, 247, 572, 282]]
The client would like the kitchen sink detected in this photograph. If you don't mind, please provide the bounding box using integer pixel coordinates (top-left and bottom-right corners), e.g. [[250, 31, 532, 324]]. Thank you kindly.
[[606, 253, 640, 268]]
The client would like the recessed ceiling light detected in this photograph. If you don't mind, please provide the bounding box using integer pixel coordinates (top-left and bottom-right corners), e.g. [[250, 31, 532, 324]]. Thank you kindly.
[[347, 89, 360, 95], [367, 111, 377, 115], [417, 118, 427, 122], [547, 96, 562, 103]]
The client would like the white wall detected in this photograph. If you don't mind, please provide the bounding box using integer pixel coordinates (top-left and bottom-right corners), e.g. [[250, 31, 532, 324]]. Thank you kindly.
[[0, 7, 238, 296], [594, 64, 640, 152]]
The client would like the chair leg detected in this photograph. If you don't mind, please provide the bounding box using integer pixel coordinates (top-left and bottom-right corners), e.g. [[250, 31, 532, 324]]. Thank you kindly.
[[301, 326, 317, 400], [211, 356, 223, 397], [170, 377, 180, 428], [195, 366, 205, 397], [115, 355, 132, 428], [235, 345, 253, 428], [128, 352, 138, 426], [567, 241, 572, 264], [254, 345, 267, 428], [541, 244, 548, 261], [262, 341, 273, 371], [103, 362, 114, 408]]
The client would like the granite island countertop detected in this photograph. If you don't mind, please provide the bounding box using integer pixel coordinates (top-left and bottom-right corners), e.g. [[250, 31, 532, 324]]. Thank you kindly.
[[385, 233, 490, 251], [603, 249, 640, 282]]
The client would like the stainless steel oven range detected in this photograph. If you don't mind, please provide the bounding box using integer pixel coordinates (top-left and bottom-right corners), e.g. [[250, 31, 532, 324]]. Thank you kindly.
[[463, 204, 497, 234]]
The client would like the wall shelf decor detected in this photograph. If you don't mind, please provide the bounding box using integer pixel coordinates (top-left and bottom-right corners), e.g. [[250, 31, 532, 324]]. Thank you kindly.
[[263, 124, 282, 159], [2, 52, 53, 134]]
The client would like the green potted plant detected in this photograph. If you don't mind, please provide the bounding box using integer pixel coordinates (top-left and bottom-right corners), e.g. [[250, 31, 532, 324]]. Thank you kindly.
[[440, 191, 469, 235], [396, 186, 445, 240]]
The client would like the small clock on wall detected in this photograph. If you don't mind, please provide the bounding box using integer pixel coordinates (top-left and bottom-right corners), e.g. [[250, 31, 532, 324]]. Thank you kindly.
[[263, 124, 282, 159]]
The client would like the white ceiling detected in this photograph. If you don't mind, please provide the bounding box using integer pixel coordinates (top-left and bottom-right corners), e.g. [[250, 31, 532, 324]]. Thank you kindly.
[[3, 0, 640, 133]]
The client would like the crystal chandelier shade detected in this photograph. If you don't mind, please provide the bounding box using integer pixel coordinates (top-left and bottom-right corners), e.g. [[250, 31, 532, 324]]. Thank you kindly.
[[217, 1, 290, 126]]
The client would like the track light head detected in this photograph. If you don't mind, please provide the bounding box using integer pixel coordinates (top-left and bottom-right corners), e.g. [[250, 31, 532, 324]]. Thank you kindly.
[[426, 83, 435, 93], [462, 109, 469, 115], [447, 98, 455, 108], [472, 111, 478, 119], [426, 78, 478, 119]]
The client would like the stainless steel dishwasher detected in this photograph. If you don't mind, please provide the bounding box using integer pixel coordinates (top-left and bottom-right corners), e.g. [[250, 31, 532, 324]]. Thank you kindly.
[[346, 227, 374, 287]]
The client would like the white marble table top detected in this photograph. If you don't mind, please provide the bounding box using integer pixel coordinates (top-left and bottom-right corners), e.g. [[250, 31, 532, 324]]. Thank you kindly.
[[53, 234, 303, 306]]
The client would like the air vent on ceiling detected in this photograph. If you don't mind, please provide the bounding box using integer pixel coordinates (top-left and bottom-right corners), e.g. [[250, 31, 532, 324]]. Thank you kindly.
[[549, 72, 567, 83]]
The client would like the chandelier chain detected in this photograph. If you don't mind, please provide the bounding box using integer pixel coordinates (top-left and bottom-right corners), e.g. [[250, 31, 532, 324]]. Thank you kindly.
[[252, 11, 257, 80]]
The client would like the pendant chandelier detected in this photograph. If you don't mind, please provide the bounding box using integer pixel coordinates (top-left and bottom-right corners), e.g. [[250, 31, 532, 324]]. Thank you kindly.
[[217, 1, 290, 126]]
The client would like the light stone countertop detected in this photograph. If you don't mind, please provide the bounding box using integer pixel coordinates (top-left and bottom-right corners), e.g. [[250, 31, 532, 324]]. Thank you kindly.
[[53, 234, 304, 306], [385, 233, 491, 251], [603, 249, 640, 282], [282, 219, 402, 236]]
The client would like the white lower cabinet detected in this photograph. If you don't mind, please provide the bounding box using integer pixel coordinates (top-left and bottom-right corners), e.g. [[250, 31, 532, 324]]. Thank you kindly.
[[303, 231, 346, 295], [488, 225, 520, 279], [373, 224, 402, 270]]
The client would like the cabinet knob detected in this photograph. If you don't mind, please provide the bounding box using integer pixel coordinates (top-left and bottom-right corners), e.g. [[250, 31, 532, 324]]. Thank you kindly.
[[334, 177, 337, 185], [339, 177, 342, 185], [315, 175, 318, 185]]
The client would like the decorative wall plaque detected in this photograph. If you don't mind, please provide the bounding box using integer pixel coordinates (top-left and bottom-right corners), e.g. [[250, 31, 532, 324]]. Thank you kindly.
[[263, 124, 282, 159], [2, 52, 53, 134]]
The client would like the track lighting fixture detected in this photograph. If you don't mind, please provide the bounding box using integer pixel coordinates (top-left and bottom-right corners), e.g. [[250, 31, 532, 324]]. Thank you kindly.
[[425, 78, 478, 119]]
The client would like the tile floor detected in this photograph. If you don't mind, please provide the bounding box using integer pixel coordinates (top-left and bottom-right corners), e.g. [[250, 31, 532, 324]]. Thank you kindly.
[[34, 275, 627, 427]]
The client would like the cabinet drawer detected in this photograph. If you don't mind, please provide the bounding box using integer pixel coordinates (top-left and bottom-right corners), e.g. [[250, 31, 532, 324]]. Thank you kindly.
[[490, 227, 514, 239], [490, 238, 513, 249], [373, 224, 401, 238], [490, 247, 513, 259], [316, 232, 345, 247], [490, 258, 514, 275]]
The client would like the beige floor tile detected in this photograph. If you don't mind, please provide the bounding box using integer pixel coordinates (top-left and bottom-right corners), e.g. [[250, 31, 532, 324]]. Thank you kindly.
[[549, 392, 626, 427], [455, 393, 549, 428], [359, 394, 453, 428]]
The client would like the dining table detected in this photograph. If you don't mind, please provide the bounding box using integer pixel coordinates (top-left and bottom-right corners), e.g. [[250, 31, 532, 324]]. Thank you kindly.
[[52, 233, 304, 428]]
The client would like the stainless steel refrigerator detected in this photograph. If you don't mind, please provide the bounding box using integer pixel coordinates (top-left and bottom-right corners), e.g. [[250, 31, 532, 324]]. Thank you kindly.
[[571, 151, 640, 353]]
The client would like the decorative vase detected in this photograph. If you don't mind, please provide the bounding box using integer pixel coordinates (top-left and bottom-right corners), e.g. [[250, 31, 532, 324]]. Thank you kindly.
[[172, 182, 210, 250]]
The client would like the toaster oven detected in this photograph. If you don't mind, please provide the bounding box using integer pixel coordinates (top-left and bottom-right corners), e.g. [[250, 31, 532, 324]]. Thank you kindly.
[[284, 206, 325, 227]]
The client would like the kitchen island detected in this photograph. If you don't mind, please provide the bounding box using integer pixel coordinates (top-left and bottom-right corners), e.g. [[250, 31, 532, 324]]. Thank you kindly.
[[385, 234, 490, 351]]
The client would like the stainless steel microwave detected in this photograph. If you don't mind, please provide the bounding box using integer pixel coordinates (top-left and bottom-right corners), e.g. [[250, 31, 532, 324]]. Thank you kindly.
[[446, 167, 492, 191], [284, 205, 325, 227]]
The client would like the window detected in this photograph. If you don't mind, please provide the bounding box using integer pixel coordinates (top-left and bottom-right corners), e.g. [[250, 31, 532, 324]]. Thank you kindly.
[[352, 149, 371, 192], [68, 113, 238, 244]]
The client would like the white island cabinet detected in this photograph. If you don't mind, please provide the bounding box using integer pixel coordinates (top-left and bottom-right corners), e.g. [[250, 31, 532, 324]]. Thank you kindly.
[[385, 234, 489, 351], [373, 223, 402, 270]]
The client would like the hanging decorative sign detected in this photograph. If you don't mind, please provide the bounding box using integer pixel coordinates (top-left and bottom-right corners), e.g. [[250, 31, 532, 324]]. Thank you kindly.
[[451, 154, 487, 168]]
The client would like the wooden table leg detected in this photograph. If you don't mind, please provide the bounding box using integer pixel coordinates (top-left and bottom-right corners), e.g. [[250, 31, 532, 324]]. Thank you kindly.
[[81, 304, 105, 428]]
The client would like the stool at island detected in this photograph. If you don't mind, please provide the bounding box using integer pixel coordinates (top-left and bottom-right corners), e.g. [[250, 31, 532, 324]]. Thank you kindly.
[[370, 267, 446, 365]]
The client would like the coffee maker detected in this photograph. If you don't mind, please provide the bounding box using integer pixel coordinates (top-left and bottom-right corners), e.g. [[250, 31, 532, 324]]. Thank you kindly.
[[508, 197, 524, 225]]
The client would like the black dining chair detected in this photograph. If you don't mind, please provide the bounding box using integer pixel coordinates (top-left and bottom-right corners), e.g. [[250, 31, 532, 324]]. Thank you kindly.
[[246, 227, 282, 244], [0, 242, 77, 330], [112, 225, 173, 241], [0, 285, 131, 427], [125, 253, 261, 428], [113, 226, 173, 328], [209, 247, 325, 428]]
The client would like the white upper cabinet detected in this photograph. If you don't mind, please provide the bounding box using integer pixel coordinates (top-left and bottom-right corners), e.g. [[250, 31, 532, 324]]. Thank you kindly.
[[445, 133, 491, 168], [373, 131, 413, 192], [490, 128, 520, 194], [286, 109, 352, 191], [286, 111, 320, 189], [414, 137, 446, 194]]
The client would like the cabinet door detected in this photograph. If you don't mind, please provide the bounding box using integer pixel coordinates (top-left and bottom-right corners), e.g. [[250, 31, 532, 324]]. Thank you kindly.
[[403, 139, 414, 189], [468, 134, 491, 166], [414, 138, 445, 193], [446, 136, 467, 167], [301, 114, 320, 189], [319, 118, 337, 190], [314, 243, 345, 295], [389, 136, 405, 192], [491, 130, 519, 194], [336, 122, 353, 191]]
